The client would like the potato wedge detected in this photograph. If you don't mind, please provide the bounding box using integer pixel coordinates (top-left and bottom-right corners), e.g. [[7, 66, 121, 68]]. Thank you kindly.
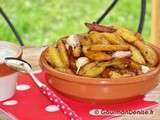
[[130, 45, 146, 64], [107, 58, 131, 69], [57, 40, 70, 67], [129, 60, 141, 71], [90, 44, 130, 52], [79, 62, 97, 75], [134, 32, 143, 41], [109, 71, 122, 79], [133, 40, 158, 66], [55, 67, 74, 74], [85, 23, 116, 33], [67, 47, 77, 72], [48, 46, 65, 68], [79, 62, 106, 77], [72, 46, 81, 58], [88, 31, 110, 45], [80, 35, 92, 46], [82, 46, 112, 61], [101, 68, 111, 78], [116, 26, 139, 43], [102, 32, 126, 45]]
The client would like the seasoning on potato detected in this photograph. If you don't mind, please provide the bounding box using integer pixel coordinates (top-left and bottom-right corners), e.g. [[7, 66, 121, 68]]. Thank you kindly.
[[45, 23, 158, 78]]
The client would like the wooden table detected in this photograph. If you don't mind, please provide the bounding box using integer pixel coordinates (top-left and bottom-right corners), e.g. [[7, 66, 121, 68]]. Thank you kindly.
[[23, 47, 160, 120]]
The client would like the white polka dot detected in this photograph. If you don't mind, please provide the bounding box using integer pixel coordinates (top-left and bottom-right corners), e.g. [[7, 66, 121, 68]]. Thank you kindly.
[[16, 84, 31, 91], [48, 92, 51, 96], [64, 111, 67, 114], [50, 98, 53, 101], [54, 99, 58, 102], [45, 105, 60, 112], [67, 107, 71, 110], [53, 94, 56, 97], [60, 101, 63, 104], [69, 112, 72, 116], [43, 91, 46, 94], [61, 105, 65, 109], [3, 100, 18, 106]]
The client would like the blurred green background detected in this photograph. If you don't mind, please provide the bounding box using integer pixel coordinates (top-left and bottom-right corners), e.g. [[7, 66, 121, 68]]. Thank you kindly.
[[0, 0, 151, 46]]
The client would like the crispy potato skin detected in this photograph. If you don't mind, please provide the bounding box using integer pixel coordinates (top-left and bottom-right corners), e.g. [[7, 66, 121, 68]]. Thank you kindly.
[[101, 68, 111, 78], [115, 26, 139, 43], [82, 46, 112, 61], [102, 32, 126, 45], [90, 44, 130, 52], [57, 40, 70, 67], [88, 31, 110, 45], [79, 62, 107, 77], [48, 46, 65, 68], [133, 40, 158, 66], [72, 46, 81, 58], [130, 45, 146, 64], [85, 23, 116, 33]]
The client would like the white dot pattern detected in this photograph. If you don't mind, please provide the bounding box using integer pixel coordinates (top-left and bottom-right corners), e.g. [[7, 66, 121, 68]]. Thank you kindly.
[[16, 84, 31, 91], [3, 100, 18, 106], [45, 105, 60, 112], [41, 86, 81, 120]]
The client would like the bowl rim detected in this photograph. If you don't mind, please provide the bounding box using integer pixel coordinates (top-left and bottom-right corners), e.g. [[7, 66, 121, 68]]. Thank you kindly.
[[40, 44, 160, 85], [0, 41, 22, 58]]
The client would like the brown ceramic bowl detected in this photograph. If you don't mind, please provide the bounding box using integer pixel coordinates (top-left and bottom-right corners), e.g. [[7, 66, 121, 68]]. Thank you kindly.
[[40, 44, 160, 104], [0, 41, 22, 77]]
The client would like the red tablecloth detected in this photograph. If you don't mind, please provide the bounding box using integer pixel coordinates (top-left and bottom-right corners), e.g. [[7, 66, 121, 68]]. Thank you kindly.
[[0, 71, 158, 120]]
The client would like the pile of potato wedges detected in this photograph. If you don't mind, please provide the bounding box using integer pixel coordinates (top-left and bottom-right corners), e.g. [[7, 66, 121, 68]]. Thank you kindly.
[[45, 23, 158, 79]]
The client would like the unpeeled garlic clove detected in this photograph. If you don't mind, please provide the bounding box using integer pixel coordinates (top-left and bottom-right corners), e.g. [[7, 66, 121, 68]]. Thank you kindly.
[[76, 57, 89, 74], [66, 35, 80, 48], [112, 51, 131, 58], [141, 65, 150, 73]]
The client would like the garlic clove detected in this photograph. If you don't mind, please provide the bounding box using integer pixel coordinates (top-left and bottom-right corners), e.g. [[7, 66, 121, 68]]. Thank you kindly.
[[112, 51, 131, 58], [66, 35, 80, 48], [141, 65, 150, 74], [76, 57, 89, 74]]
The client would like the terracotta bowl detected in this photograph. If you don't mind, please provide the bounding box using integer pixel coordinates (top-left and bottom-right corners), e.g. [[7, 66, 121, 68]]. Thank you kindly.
[[40, 45, 160, 104]]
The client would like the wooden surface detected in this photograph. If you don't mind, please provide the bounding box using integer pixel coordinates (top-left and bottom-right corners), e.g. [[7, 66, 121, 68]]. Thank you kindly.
[[23, 47, 160, 120], [151, 0, 160, 45]]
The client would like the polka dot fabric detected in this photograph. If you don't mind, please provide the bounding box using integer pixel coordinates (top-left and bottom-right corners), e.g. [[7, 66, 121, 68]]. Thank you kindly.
[[0, 72, 158, 120]]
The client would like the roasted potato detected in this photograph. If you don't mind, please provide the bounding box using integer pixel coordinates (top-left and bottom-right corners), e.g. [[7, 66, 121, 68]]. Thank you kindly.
[[55, 67, 74, 74], [57, 40, 70, 67], [115, 26, 139, 43], [47, 46, 65, 68], [130, 45, 146, 64], [88, 31, 110, 45], [85, 22, 116, 33], [79, 62, 106, 77], [72, 46, 81, 58], [82, 46, 112, 61], [109, 71, 122, 79], [106, 58, 131, 69], [80, 35, 92, 46], [133, 40, 158, 66], [101, 68, 111, 78], [90, 44, 130, 52], [102, 32, 126, 45], [46, 23, 158, 79]]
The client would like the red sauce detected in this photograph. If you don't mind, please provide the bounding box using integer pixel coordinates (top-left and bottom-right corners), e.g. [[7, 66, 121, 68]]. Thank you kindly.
[[0, 64, 15, 77]]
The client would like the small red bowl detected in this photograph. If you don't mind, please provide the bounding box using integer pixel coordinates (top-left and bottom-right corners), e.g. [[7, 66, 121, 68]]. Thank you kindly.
[[40, 44, 160, 104]]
